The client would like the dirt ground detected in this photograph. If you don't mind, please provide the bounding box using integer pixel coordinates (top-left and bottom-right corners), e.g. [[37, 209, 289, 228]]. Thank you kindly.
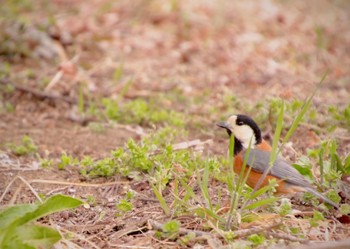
[[1, 0, 350, 248]]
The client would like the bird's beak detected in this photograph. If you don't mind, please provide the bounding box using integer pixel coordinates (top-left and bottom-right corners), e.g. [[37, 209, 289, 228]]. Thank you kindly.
[[216, 121, 231, 130]]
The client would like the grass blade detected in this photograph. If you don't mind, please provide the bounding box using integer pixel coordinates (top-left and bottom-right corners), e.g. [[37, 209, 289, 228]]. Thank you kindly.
[[270, 100, 284, 165], [244, 197, 278, 210], [197, 161, 213, 210], [282, 71, 328, 144], [151, 183, 170, 216]]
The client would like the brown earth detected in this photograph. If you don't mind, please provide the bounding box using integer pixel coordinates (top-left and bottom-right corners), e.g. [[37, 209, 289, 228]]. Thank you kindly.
[[1, 0, 350, 248]]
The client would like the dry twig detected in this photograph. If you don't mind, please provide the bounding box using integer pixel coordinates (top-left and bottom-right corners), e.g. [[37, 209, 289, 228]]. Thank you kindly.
[[0, 79, 77, 105]]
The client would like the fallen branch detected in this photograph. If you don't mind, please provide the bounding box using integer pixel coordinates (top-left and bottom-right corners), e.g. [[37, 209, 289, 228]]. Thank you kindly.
[[266, 231, 305, 242], [208, 219, 283, 239], [281, 238, 350, 249], [0, 79, 77, 105]]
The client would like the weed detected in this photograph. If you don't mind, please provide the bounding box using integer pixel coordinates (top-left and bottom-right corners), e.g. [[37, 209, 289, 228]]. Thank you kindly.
[[116, 199, 133, 214], [102, 97, 185, 127], [310, 210, 324, 227], [113, 63, 123, 84], [305, 139, 349, 207], [57, 153, 78, 170], [340, 204, 350, 215], [178, 232, 196, 247], [6, 135, 37, 156], [102, 98, 120, 120], [247, 234, 265, 246], [40, 158, 53, 168], [328, 103, 350, 130], [115, 190, 135, 216], [79, 126, 192, 183], [162, 220, 180, 238], [125, 190, 135, 200], [151, 183, 170, 216], [277, 198, 292, 216], [81, 157, 116, 177]]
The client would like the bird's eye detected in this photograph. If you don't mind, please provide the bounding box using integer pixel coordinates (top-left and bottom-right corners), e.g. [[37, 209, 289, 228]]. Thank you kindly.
[[237, 121, 244, 126]]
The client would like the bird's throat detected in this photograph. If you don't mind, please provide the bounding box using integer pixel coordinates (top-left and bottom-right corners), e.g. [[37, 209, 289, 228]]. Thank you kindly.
[[233, 136, 244, 155]]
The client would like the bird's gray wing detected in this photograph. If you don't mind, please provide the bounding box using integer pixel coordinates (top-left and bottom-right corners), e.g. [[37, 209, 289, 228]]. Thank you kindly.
[[242, 149, 339, 208], [242, 149, 312, 188]]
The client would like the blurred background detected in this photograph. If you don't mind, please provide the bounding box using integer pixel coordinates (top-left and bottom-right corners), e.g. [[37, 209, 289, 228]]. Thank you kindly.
[[1, 0, 349, 155]]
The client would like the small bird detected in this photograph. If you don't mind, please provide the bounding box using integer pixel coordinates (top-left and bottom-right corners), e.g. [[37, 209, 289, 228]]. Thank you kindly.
[[217, 114, 338, 208]]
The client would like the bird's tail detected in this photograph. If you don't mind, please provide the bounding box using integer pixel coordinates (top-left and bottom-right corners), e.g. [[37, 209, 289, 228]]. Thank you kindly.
[[304, 187, 339, 209]]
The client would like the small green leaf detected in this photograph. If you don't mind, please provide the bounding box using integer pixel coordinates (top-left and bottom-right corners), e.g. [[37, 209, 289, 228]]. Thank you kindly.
[[278, 199, 292, 216], [293, 163, 313, 179], [162, 220, 180, 234], [244, 197, 278, 210], [310, 210, 324, 227], [224, 230, 237, 241], [113, 63, 123, 83], [249, 179, 277, 199], [116, 200, 133, 213], [151, 184, 170, 216], [326, 189, 341, 205], [247, 234, 265, 245], [340, 204, 350, 215]]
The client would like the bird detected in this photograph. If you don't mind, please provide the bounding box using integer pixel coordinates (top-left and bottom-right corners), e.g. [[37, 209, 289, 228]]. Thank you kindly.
[[217, 114, 339, 208]]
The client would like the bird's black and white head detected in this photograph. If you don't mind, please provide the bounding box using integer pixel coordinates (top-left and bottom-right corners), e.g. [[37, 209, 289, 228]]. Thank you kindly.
[[217, 114, 262, 151]]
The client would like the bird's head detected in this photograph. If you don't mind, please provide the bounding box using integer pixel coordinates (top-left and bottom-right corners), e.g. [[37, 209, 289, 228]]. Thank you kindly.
[[217, 114, 262, 149]]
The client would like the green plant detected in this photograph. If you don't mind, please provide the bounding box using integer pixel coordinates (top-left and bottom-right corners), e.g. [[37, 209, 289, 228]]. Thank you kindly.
[[300, 139, 349, 207], [340, 204, 350, 215], [247, 234, 265, 246], [0, 194, 83, 249], [310, 210, 324, 227], [102, 97, 185, 127], [115, 190, 135, 216], [57, 153, 78, 170], [40, 158, 53, 168], [116, 199, 133, 213], [328, 103, 350, 130], [277, 198, 292, 216], [81, 157, 116, 177], [6, 135, 37, 156], [162, 220, 180, 238]]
